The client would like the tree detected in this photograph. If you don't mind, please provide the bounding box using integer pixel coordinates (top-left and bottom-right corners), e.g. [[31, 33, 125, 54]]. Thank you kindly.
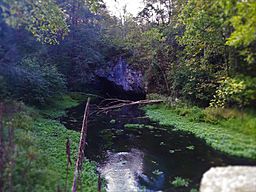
[[226, 0, 256, 64], [1, 0, 69, 44], [177, 0, 256, 107]]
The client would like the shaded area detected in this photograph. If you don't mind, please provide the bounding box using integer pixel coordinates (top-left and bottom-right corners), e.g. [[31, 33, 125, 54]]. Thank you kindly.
[[61, 103, 256, 192]]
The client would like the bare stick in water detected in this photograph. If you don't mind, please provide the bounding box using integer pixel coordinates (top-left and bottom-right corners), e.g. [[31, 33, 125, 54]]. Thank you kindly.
[[72, 98, 90, 192]]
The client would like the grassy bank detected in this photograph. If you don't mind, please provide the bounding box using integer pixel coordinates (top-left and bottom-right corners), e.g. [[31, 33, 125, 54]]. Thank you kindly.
[[2, 93, 99, 191], [144, 103, 256, 160]]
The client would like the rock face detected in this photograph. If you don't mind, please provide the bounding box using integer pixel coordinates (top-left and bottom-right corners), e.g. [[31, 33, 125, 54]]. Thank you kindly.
[[200, 166, 256, 192], [96, 56, 145, 100]]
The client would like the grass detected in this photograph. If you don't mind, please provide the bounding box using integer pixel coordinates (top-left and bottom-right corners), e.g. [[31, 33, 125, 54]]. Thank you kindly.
[[144, 104, 256, 160], [171, 177, 190, 188], [39, 95, 79, 118], [30, 118, 98, 191], [39, 92, 98, 118], [3, 93, 99, 191]]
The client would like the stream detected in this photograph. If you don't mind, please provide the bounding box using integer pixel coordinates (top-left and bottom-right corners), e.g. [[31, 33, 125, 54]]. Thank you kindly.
[[61, 101, 255, 192]]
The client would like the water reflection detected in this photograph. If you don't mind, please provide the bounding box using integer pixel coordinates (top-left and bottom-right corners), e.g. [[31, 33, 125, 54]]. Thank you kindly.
[[99, 149, 144, 192], [61, 104, 256, 192]]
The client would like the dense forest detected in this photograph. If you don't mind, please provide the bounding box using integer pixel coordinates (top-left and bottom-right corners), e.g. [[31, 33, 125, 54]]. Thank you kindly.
[[0, 0, 255, 191]]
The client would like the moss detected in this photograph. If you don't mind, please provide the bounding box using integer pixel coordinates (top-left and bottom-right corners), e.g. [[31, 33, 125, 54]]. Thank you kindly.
[[144, 104, 256, 160]]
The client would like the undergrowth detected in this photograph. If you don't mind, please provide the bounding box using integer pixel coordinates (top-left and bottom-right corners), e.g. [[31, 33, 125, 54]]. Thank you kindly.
[[1, 93, 99, 191]]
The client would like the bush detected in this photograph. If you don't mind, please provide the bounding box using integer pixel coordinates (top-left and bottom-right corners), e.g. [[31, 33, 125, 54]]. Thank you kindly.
[[203, 107, 243, 123], [174, 106, 205, 122], [210, 76, 256, 108], [172, 67, 217, 106], [220, 114, 256, 136], [0, 57, 67, 105], [12, 112, 34, 130]]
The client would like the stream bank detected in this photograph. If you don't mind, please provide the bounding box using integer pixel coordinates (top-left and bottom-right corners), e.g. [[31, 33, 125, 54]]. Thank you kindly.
[[61, 100, 256, 192], [2, 94, 99, 191], [144, 104, 256, 160]]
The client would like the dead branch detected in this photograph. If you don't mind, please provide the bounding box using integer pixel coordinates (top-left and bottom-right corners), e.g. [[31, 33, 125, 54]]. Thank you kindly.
[[72, 98, 90, 192], [96, 99, 163, 114], [98, 174, 101, 192], [65, 138, 72, 192]]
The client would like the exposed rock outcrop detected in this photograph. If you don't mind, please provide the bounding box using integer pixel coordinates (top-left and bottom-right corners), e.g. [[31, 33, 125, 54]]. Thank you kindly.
[[96, 56, 145, 100], [200, 166, 256, 192]]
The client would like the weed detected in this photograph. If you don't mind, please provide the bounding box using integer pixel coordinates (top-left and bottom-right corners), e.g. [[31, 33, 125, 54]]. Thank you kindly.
[[171, 177, 190, 187]]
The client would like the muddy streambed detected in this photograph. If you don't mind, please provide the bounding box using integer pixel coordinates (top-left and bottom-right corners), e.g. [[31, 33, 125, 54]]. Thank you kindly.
[[61, 103, 255, 192]]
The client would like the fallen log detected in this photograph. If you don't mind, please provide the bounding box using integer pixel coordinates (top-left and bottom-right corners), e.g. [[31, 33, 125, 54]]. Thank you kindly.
[[96, 99, 163, 114]]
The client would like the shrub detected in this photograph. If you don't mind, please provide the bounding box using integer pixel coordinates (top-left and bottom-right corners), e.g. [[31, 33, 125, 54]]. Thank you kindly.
[[203, 107, 242, 123], [172, 67, 217, 106], [174, 106, 204, 122], [221, 115, 256, 136], [210, 76, 256, 108], [0, 57, 67, 105], [12, 112, 33, 130]]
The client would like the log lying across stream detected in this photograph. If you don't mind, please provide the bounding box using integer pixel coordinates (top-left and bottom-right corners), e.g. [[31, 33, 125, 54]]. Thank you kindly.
[[96, 99, 163, 114]]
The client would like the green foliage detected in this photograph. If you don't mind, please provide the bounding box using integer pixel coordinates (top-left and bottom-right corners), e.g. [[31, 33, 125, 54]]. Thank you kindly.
[[39, 94, 79, 118], [8, 130, 54, 192], [0, 56, 67, 105], [86, 0, 105, 12], [190, 189, 199, 192], [221, 114, 256, 136], [173, 67, 218, 105], [147, 93, 169, 101], [12, 112, 34, 131], [203, 107, 242, 124], [210, 76, 256, 108], [171, 177, 190, 188], [2, 95, 98, 191], [1, 0, 69, 44], [32, 118, 98, 191], [174, 106, 205, 122], [226, 1, 256, 64], [144, 104, 256, 159], [176, 0, 256, 107], [176, 0, 229, 105], [124, 123, 154, 130], [227, 1, 256, 47]]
